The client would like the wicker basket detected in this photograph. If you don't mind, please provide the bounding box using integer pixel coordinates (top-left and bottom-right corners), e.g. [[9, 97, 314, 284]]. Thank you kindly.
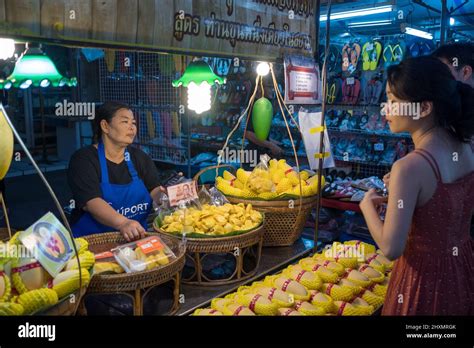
[[193, 164, 317, 247], [225, 195, 316, 247], [79, 232, 185, 315], [154, 224, 264, 286]]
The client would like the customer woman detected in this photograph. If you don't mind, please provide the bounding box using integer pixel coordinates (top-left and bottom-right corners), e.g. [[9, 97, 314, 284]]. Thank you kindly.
[[68, 101, 164, 241], [360, 56, 474, 315]]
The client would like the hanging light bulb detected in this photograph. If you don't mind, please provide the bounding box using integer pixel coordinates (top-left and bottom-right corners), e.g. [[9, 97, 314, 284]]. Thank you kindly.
[[172, 60, 225, 114], [1, 43, 77, 89], [187, 81, 212, 114], [256, 62, 270, 76], [0, 38, 15, 60]]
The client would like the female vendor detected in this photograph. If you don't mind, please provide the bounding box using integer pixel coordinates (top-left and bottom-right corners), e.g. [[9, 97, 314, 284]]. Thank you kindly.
[[68, 101, 164, 241]]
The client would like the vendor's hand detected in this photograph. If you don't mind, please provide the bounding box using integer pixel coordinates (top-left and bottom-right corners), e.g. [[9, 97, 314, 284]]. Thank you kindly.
[[268, 143, 284, 157], [383, 172, 390, 190], [118, 219, 146, 242], [360, 188, 388, 211]]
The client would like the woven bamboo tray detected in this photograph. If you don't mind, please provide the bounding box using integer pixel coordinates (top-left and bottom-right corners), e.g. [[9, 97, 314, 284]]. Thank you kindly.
[[153, 224, 264, 286], [79, 232, 185, 316], [225, 195, 317, 247], [39, 288, 85, 316]]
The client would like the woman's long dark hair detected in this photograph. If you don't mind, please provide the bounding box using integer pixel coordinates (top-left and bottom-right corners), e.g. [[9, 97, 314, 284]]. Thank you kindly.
[[93, 101, 131, 142], [387, 56, 474, 143]]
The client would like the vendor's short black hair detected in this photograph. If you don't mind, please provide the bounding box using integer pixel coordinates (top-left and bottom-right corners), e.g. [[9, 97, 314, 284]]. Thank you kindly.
[[94, 101, 131, 142], [432, 42, 474, 71]]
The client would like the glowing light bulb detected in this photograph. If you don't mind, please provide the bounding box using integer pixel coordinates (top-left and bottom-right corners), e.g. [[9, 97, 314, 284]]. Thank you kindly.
[[187, 81, 211, 114], [256, 62, 270, 76], [0, 38, 15, 60]]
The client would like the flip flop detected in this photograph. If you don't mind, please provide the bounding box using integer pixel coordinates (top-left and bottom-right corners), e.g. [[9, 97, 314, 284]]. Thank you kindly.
[[409, 41, 421, 57], [349, 43, 361, 73], [327, 81, 337, 104], [383, 43, 394, 68], [391, 41, 405, 63], [342, 43, 351, 72], [362, 42, 371, 71], [370, 41, 382, 70]]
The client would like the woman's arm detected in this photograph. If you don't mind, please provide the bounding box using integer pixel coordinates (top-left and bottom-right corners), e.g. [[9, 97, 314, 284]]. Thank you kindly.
[[84, 198, 145, 241], [360, 158, 421, 260]]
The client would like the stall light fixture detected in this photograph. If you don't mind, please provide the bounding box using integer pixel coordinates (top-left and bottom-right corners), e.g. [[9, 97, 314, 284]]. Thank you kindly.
[[348, 19, 393, 28], [320, 5, 393, 21], [403, 26, 433, 40], [0, 38, 15, 60], [172, 60, 225, 114], [256, 62, 270, 76], [0, 44, 77, 89], [449, 17, 455, 26]]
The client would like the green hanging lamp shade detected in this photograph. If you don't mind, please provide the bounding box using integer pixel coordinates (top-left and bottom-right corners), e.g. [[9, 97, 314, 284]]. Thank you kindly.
[[172, 60, 225, 88], [0, 47, 77, 89]]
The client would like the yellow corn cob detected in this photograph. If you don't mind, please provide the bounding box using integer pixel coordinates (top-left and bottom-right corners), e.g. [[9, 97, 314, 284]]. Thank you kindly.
[[17, 288, 58, 314], [0, 272, 11, 302], [74, 238, 89, 254], [0, 302, 25, 316], [52, 268, 90, 299], [236, 168, 251, 185], [65, 251, 95, 271]]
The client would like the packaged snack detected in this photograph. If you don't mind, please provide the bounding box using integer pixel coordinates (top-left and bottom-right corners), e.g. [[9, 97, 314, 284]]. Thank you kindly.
[[112, 236, 176, 273]]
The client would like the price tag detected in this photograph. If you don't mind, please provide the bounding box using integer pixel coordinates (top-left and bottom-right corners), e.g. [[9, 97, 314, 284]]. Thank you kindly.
[[137, 237, 164, 254], [346, 77, 355, 85], [374, 143, 384, 151]]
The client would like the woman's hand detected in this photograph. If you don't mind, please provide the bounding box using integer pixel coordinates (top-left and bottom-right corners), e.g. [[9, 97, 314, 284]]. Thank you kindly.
[[117, 219, 146, 242], [360, 188, 388, 211], [383, 172, 390, 190]]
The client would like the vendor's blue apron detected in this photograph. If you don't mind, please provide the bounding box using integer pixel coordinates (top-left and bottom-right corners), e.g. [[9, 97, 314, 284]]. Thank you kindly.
[[72, 142, 152, 237]]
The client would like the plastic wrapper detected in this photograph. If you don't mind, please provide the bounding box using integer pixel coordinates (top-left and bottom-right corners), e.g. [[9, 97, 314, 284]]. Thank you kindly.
[[246, 154, 276, 194], [112, 236, 176, 273]]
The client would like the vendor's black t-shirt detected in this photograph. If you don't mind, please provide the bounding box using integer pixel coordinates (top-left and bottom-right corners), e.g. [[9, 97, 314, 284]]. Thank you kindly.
[[67, 145, 160, 225]]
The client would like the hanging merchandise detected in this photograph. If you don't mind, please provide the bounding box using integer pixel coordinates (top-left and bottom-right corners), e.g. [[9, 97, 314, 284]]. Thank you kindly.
[[298, 110, 335, 170], [361, 40, 382, 71], [326, 76, 342, 104], [104, 49, 116, 73], [365, 77, 384, 105], [342, 42, 361, 74], [383, 38, 406, 68], [342, 77, 361, 104], [284, 55, 321, 104], [0, 107, 13, 179]]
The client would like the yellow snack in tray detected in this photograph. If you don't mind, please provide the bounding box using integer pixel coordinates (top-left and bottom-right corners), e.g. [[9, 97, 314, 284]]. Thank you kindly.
[[159, 203, 262, 236], [349, 297, 375, 315]]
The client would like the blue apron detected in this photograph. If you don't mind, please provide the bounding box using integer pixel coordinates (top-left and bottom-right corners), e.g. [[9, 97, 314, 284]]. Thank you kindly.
[[72, 142, 152, 237]]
